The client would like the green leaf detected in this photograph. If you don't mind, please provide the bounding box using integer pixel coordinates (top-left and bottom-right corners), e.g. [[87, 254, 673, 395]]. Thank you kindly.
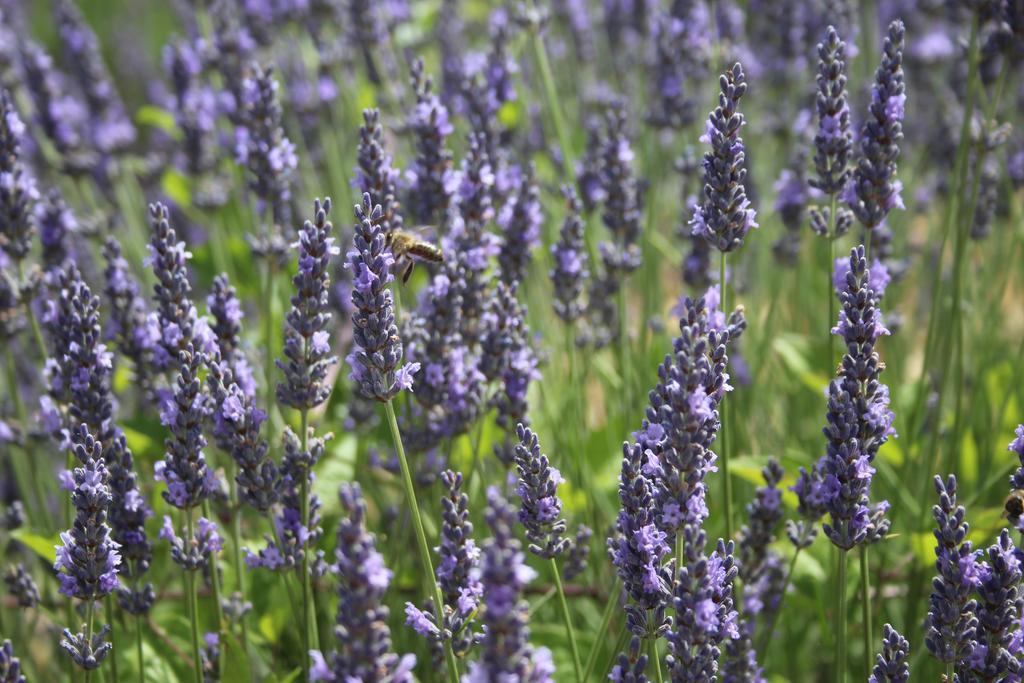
[[136, 105, 179, 137], [220, 631, 253, 683], [161, 169, 192, 209], [10, 528, 59, 563], [313, 433, 358, 518]]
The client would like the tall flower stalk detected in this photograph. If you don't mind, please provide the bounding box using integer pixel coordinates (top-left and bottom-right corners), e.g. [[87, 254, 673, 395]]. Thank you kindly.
[[276, 198, 339, 676], [345, 193, 455, 681], [690, 62, 757, 539]]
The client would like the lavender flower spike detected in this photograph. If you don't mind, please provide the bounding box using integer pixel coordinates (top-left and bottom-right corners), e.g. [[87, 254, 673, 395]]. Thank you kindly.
[[609, 636, 649, 683], [600, 100, 643, 274], [277, 198, 339, 410], [968, 530, 1023, 679], [154, 344, 211, 510], [924, 475, 978, 664], [0, 88, 38, 261], [346, 193, 419, 402], [311, 483, 414, 682], [0, 640, 26, 683], [868, 624, 910, 683], [466, 487, 555, 683], [56, 426, 119, 671], [847, 21, 906, 231], [550, 184, 588, 324], [690, 63, 758, 252], [514, 424, 570, 559], [809, 26, 855, 239]]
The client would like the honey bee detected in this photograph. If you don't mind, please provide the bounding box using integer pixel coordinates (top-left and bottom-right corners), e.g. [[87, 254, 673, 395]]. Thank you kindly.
[[384, 228, 445, 284], [1004, 490, 1024, 521]]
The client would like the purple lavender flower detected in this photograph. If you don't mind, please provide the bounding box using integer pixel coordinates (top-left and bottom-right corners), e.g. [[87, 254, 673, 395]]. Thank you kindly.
[[435, 469, 482, 654], [355, 108, 403, 235], [52, 0, 135, 155], [451, 130, 499, 338], [514, 424, 570, 559], [466, 487, 555, 682], [206, 357, 277, 512], [847, 21, 906, 232], [311, 483, 414, 681], [56, 427, 119, 669], [244, 428, 325, 571], [563, 524, 592, 582], [925, 475, 979, 664], [47, 266, 115, 444], [480, 282, 539, 465], [644, 291, 742, 548], [154, 344, 211, 510], [208, 274, 255, 397], [665, 532, 740, 681], [869, 624, 910, 682], [35, 189, 76, 273], [237, 63, 297, 246], [349, 0, 388, 85], [550, 185, 589, 324], [804, 246, 894, 549], [163, 38, 217, 179], [609, 636, 649, 683], [147, 203, 214, 370], [159, 514, 222, 571], [102, 237, 156, 392], [0, 640, 25, 683], [809, 26, 855, 239], [346, 193, 419, 402], [648, 13, 697, 129], [407, 59, 456, 226], [610, 442, 673, 637], [277, 198, 338, 410], [19, 42, 91, 171], [967, 530, 1023, 679], [4, 563, 40, 608], [1007, 424, 1024, 530], [576, 117, 606, 212], [691, 63, 758, 252], [0, 88, 37, 262], [497, 162, 542, 286], [600, 100, 643, 274]]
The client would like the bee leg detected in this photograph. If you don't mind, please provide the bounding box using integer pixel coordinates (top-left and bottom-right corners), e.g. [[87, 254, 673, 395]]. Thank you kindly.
[[402, 260, 415, 284]]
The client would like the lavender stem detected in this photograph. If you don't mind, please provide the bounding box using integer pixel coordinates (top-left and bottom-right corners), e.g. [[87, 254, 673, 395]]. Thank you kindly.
[[185, 509, 203, 683], [549, 558, 582, 681], [860, 545, 872, 675], [837, 548, 847, 683], [383, 399, 460, 683]]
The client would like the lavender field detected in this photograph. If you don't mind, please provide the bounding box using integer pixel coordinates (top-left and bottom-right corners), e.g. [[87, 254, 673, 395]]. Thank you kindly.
[[0, 0, 1022, 681]]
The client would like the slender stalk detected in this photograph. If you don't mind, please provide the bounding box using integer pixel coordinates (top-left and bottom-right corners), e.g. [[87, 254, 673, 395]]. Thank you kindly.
[[227, 467, 250, 652], [383, 400, 460, 683], [298, 408, 317, 680], [947, 662, 955, 682], [4, 345, 53, 529], [261, 258, 279, 444], [83, 599, 95, 683], [185, 509, 204, 683], [649, 637, 664, 683], [582, 578, 621, 681], [719, 250, 733, 540], [200, 499, 225, 643], [757, 547, 802, 659], [105, 596, 120, 683], [529, 11, 574, 178], [860, 545, 872, 675], [135, 616, 145, 683], [836, 549, 848, 683], [14, 260, 48, 362], [549, 558, 582, 682]]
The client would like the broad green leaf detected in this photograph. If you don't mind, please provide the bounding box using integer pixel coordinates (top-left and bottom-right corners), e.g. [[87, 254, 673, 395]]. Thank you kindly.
[[136, 105, 179, 137], [10, 529, 59, 563], [161, 169, 192, 209], [220, 631, 253, 683]]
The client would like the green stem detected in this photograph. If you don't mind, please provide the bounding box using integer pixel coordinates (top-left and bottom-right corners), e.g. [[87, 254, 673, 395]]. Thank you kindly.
[[106, 596, 120, 683], [837, 549, 848, 683], [529, 14, 574, 178], [186, 509, 204, 683], [227, 467, 250, 653], [135, 616, 145, 683], [860, 545, 872, 676], [582, 578, 621, 681], [649, 637, 664, 683], [719, 250, 733, 540], [200, 499, 225, 646], [947, 662, 955, 682], [83, 599, 95, 683], [549, 558, 582, 682], [298, 409, 317, 679], [383, 400, 460, 683]]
